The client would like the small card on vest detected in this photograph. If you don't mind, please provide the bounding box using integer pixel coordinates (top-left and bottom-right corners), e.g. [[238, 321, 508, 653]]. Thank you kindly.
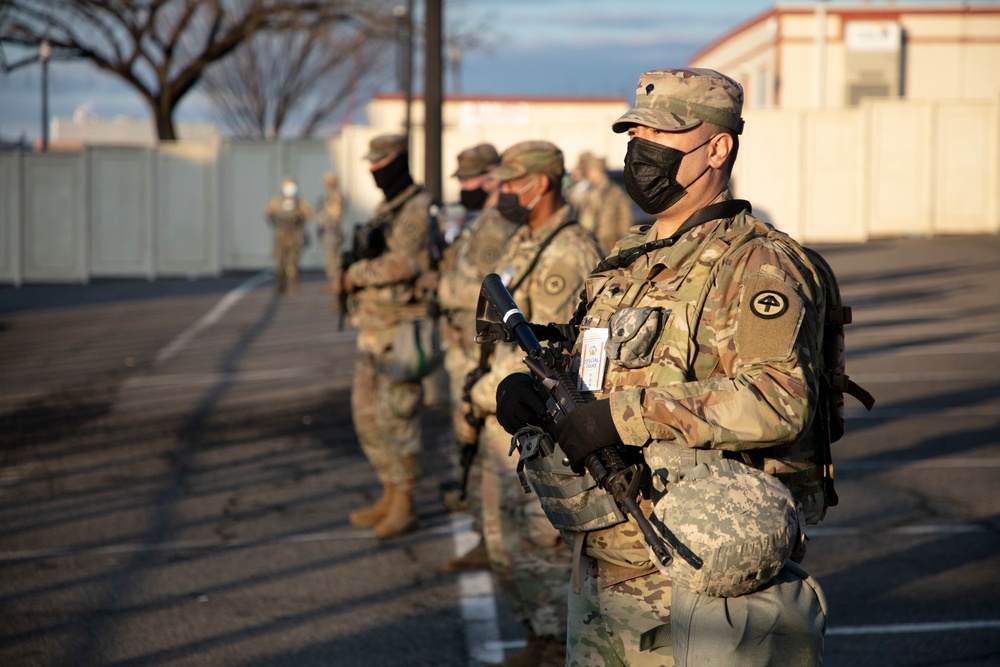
[[578, 327, 609, 392]]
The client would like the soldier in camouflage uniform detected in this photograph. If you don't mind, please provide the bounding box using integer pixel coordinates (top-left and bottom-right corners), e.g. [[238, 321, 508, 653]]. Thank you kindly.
[[264, 176, 313, 294], [469, 141, 603, 666], [344, 134, 434, 540], [576, 154, 634, 256], [316, 171, 345, 293], [438, 143, 519, 573], [495, 69, 825, 666]]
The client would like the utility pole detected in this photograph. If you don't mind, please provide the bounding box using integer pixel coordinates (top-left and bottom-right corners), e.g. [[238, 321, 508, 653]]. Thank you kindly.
[[39, 39, 51, 151], [394, 2, 414, 142], [424, 0, 443, 202]]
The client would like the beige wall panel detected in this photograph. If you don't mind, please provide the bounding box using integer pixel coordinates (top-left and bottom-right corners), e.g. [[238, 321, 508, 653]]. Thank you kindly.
[[802, 111, 867, 242], [87, 147, 152, 277], [933, 104, 998, 234], [22, 153, 86, 282], [867, 102, 934, 237], [156, 142, 218, 276], [907, 46, 963, 100], [735, 110, 804, 239], [781, 43, 821, 109], [0, 153, 21, 284]]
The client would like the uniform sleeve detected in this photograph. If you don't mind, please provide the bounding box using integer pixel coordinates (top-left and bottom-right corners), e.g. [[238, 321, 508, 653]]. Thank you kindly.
[[348, 197, 428, 287], [611, 240, 822, 452], [526, 230, 599, 325], [472, 229, 600, 416]]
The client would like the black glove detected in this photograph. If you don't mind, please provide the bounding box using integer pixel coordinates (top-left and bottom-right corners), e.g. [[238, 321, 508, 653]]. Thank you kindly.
[[495, 373, 548, 435], [554, 399, 622, 474]]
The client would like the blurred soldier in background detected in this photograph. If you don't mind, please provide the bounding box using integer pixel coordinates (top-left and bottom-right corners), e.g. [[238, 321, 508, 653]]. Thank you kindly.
[[437, 143, 518, 573], [468, 141, 603, 666], [565, 151, 594, 209], [264, 176, 312, 295], [344, 134, 434, 540], [316, 171, 345, 294], [576, 153, 634, 256]]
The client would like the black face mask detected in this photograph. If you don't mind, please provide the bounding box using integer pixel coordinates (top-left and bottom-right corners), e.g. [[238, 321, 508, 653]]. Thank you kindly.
[[623, 136, 712, 215], [496, 192, 529, 226], [460, 187, 489, 211], [371, 151, 414, 201]]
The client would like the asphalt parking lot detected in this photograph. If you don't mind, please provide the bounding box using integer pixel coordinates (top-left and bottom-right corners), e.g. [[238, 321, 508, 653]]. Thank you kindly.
[[1, 234, 999, 666]]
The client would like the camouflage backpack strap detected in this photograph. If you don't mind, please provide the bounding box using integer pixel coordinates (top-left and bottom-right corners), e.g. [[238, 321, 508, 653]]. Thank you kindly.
[[568, 200, 752, 326]]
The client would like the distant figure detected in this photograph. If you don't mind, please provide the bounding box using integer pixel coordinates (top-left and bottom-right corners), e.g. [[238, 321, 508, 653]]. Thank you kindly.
[[265, 176, 312, 294], [576, 153, 634, 255], [316, 172, 345, 293], [566, 150, 594, 208]]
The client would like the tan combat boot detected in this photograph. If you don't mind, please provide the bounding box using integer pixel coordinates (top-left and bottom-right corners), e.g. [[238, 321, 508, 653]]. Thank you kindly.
[[348, 482, 394, 528], [373, 481, 417, 539], [442, 538, 490, 573]]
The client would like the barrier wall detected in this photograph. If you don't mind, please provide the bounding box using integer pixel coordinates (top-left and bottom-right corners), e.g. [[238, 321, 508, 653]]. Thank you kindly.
[[1, 98, 997, 284]]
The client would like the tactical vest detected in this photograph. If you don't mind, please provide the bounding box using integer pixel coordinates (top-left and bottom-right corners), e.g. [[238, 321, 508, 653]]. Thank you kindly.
[[270, 198, 305, 229]]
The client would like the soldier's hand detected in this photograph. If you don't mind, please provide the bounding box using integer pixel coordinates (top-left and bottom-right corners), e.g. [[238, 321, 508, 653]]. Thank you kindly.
[[554, 399, 622, 474], [495, 373, 547, 435]]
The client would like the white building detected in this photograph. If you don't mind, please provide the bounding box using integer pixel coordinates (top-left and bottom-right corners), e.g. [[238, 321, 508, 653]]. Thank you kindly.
[[690, 2, 1000, 110]]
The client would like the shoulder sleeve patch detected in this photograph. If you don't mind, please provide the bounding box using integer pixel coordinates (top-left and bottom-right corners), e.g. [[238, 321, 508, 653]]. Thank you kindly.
[[735, 270, 804, 361]]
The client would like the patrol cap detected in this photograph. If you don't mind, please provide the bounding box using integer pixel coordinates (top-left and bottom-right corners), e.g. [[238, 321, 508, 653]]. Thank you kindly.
[[490, 140, 564, 183], [453, 143, 501, 179], [363, 133, 407, 162], [613, 68, 745, 135]]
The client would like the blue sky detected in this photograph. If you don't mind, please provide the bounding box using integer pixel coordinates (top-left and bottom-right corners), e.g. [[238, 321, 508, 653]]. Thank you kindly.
[[3, 0, 928, 141]]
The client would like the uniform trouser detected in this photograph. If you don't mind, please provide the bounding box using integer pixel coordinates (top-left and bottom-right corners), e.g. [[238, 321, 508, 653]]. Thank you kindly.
[[273, 230, 302, 290], [442, 326, 483, 526], [351, 346, 423, 485], [321, 232, 340, 283], [566, 555, 675, 667], [480, 416, 571, 638]]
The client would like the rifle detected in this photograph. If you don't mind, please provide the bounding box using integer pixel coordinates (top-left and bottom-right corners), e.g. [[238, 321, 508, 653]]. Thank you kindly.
[[477, 273, 702, 571], [336, 221, 387, 330]]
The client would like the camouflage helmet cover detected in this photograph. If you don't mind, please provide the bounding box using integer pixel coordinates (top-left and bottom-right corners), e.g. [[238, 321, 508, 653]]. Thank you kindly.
[[364, 133, 408, 162], [649, 459, 798, 597], [613, 68, 745, 135], [490, 140, 565, 183], [453, 142, 501, 178]]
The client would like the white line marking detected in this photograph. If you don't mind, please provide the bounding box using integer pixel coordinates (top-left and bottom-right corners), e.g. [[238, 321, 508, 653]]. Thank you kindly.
[[827, 619, 1000, 636], [154, 271, 271, 364], [448, 513, 505, 666]]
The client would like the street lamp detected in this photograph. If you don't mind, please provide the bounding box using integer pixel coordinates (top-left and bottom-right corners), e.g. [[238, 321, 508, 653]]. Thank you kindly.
[[39, 39, 51, 151]]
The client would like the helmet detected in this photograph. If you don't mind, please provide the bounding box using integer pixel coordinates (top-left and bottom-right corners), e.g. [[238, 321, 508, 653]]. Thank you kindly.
[[649, 459, 798, 597]]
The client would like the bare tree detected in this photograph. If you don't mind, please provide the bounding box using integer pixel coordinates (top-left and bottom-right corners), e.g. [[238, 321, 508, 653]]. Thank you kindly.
[[203, 24, 390, 139], [0, 0, 394, 141]]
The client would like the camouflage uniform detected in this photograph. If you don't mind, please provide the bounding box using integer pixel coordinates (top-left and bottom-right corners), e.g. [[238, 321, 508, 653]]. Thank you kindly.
[[346, 181, 433, 488], [576, 156, 633, 256], [470, 179, 603, 644], [438, 206, 518, 514], [265, 192, 312, 293], [509, 70, 824, 666], [317, 178, 345, 286]]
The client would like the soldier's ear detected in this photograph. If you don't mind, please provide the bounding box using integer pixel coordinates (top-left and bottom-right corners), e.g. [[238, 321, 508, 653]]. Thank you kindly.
[[707, 133, 733, 170]]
